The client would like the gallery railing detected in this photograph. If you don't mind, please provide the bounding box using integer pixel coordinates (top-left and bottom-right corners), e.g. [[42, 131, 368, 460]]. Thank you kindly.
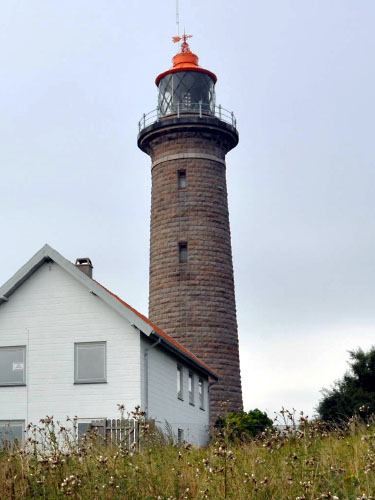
[[138, 103, 237, 132]]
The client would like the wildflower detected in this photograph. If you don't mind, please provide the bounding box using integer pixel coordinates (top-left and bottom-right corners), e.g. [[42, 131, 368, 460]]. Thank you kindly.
[[364, 464, 373, 474], [316, 494, 340, 499], [40, 415, 54, 425]]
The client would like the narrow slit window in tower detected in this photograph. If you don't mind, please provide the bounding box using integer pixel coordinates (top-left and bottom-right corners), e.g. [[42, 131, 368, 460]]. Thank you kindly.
[[179, 243, 187, 263], [178, 170, 186, 189]]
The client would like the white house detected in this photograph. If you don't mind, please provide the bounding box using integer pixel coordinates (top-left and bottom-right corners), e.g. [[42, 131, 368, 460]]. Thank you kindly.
[[0, 244, 218, 447]]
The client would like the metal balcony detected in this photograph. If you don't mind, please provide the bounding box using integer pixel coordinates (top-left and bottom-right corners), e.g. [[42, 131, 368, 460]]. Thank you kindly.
[[138, 103, 237, 133]]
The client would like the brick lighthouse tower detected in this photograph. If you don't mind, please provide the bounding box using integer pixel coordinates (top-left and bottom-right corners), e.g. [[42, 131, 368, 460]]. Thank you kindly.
[[138, 35, 243, 420]]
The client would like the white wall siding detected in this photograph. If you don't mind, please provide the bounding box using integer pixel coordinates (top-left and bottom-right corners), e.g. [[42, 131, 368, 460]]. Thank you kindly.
[[0, 262, 141, 427], [141, 336, 210, 447]]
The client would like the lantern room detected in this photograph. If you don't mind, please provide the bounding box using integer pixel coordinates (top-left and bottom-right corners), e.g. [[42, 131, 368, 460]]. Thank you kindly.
[[155, 35, 217, 117]]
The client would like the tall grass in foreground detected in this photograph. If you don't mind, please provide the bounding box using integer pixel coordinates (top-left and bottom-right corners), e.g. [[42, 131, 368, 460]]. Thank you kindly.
[[1, 412, 375, 500]]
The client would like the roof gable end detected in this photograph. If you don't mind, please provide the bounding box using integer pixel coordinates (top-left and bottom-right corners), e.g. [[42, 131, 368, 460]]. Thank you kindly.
[[0, 244, 153, 335], [0, 244, 218, 380]]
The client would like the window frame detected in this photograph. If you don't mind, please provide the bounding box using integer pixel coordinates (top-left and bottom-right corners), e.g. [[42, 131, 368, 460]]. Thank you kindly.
[[74, 341, 107, 384], [177, 364, 183, 400], [77, 418, 106, 442], [0, 420, 25, 449], [0, 345, 26, 386], [178, 169, 187, 189], [179, 242, 188, 263], [199, 376, 205, 410], [188, 371, 194, 406]]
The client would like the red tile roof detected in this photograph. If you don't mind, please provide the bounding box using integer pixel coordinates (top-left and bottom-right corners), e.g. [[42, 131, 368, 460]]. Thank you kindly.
[[93, 280, 219, 379]]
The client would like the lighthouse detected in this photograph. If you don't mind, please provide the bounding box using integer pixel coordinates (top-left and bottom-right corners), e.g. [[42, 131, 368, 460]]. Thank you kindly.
[[138, 35, 243, 421]]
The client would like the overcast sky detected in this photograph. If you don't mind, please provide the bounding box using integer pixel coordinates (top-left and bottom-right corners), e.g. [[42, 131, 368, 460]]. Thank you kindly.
[[1, 0, 375, 419]]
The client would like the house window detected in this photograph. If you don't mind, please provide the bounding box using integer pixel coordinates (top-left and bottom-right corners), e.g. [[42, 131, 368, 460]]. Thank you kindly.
[[178, 170, 186, 189], [77, 419, 105, 441], [74, 342, 106, 384], [199, 377, 205, 410], [179, 243, 187, 263], [0, 346, 26, 386], [189, 371, 194, 405], [77, 421, 91, 438], [0, 421, 25, 449], [177, 364, 183, 400]]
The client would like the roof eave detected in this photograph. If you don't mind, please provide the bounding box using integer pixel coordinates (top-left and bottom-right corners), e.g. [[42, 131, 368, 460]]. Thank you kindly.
[[0, 244, 51, 304], [150, 331, 219, 381], [155, 67, 217, 87], [0, 244, 153, 335], [0, 244, 218, 377]]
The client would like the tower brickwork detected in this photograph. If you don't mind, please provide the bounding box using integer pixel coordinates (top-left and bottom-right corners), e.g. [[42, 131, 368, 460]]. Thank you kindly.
[[138, 37, 243, 421]]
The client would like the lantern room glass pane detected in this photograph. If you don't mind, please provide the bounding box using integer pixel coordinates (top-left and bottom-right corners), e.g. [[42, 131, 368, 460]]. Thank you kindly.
[[158, 71, 215, 116]]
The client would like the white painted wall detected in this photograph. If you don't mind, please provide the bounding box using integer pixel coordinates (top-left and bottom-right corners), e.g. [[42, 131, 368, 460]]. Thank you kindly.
[[0, 260, 211, 446], [141, 336, 210, 447], [0, 262, 141, 428]]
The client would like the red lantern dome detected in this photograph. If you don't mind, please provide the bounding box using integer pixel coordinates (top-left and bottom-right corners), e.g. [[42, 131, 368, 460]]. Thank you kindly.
[[155, 34, 217, 117]]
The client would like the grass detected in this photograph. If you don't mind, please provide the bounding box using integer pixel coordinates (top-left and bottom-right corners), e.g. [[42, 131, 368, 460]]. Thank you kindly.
[[1, 410, 375, 499]]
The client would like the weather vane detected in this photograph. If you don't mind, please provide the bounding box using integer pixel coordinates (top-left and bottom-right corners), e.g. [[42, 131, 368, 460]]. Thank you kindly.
[[173, 1, 193, 53], [172, 33, 193, 53]]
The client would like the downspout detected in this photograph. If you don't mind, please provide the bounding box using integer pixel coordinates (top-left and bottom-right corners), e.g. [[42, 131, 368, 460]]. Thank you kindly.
[[144, 336, 161, 417], [26, 328, 30, 429]]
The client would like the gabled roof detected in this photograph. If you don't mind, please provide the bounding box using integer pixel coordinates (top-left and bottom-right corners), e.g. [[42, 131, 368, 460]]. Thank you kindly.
[[0, 244, 219, 380], [95, 281, 219, 379]]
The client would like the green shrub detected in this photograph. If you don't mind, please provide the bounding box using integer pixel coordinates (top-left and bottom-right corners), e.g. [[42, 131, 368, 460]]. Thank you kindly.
[[216, 408, 273, 439]]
